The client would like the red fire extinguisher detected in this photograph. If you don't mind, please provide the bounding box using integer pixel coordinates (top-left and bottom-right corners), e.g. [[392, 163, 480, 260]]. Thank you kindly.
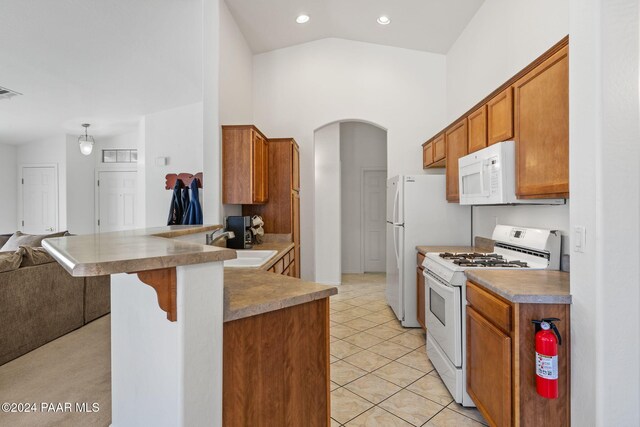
[[531, 318, 562, 399]]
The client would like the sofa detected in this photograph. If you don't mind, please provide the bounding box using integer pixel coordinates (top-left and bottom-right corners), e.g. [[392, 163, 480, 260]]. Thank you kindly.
[[0, 233, 110, 366]]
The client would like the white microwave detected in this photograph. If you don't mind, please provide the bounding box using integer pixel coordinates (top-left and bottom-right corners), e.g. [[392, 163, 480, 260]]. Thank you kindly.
[[458, 141, 565, 205]]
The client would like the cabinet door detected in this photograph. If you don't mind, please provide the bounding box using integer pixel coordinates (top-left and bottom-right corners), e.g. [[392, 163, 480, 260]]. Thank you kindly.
[[445, 119, 468, 202], [468, 105, 487, 153], [292, 191, 300, 278], [416, 267, 426, 330], [423, 142, 434, 168], [292, 144, 300, 191], [433, 134, 446, 162], [487, 87, 514, 145], [514, 46, 569, 199], [467, 307, 512, 427], [252, 133, 268, 203]]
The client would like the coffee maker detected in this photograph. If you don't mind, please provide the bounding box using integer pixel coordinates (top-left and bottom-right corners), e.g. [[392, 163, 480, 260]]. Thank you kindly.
[[226, 216, 253, 249]]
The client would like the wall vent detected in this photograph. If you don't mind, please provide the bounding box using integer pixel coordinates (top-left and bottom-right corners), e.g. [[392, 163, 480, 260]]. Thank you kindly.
[[0, 86, 22, 100]]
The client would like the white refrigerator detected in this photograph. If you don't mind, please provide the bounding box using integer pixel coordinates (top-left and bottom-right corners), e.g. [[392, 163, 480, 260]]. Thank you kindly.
[[386, 175, 471, 327]]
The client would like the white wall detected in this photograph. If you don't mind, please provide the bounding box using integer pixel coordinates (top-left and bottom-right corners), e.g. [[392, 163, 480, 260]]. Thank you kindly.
[[314, 123, 341, 285], [340, 122, 387, 273], [445, 0, 571, 250], [570, 0, 640, 424], [254, 38, 447, 279], [65, 134, 97, 234], [219, 0, 253, 219], [16, 136, 67, 232], [0, 144, 17, 234], [144, 103, 204, 227], [202, 0, 221, 224]]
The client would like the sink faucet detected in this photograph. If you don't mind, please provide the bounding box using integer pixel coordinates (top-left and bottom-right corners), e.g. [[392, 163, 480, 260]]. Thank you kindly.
[[206, 229, 235, 246]]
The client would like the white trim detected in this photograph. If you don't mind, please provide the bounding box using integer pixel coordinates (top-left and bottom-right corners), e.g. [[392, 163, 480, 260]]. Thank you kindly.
[[360, 167, 387, 273], [95, 168, 137, 233], [18, 164, 59, 233]]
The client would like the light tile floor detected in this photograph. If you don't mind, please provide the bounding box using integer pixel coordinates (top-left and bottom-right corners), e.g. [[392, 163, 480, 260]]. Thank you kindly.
[[330, 273, 488, 427]]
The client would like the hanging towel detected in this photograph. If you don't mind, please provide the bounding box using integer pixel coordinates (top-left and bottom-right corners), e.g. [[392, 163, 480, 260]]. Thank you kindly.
[[182, 179, 203, 225], [167, 179, 185, 225], [180, 183, 190, 224]]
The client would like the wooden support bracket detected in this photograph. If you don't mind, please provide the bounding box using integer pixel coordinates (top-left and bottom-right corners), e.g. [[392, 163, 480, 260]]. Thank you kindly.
[[131, 267, 178, 322]]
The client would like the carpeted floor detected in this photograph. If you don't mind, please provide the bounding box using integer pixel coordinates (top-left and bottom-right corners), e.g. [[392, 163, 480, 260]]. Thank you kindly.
[[0, 315, 111, 427]]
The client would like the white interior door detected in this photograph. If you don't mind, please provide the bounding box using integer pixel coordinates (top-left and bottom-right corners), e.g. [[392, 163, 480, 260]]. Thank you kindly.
[[21, 166, 58, 234], [98, 171, 137, 233], [363, 170, 387, 272]]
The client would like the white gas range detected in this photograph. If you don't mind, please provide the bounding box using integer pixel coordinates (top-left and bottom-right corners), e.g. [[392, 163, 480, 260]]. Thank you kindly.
[[422, 225, 561, 407]]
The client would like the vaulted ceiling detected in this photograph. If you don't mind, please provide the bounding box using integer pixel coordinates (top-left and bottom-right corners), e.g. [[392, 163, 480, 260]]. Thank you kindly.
[[225, 0, 484, 54]]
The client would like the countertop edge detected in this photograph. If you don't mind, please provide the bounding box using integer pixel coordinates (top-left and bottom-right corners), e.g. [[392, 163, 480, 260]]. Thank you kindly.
[[465, 271, 572, 305], [224, 286, 337, 322], [43, 226, 236, 277]]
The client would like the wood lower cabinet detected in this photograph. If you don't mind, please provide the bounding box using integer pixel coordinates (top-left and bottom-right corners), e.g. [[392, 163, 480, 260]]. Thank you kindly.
[[223, 298, 330, 426], [222, 125, 269, 204], [267, 247, 296, 276], [244, 138, 301, 277], [514, 45, 569, 199], [445, 118, 468, 202], [488, 87, 514, 145], [416, 253, 426, 330], [466, 281, 570, 427], [467, 306, 512, 427], [468, 105, 488, 153]]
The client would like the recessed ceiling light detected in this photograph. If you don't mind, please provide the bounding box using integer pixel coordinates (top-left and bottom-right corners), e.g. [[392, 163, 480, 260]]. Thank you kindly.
[[377, 16, 391, 25], [296, 14, 310, 24]]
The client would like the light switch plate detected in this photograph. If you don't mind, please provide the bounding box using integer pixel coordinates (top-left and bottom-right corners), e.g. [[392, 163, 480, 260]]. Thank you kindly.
[[574, 226, 586, 253]]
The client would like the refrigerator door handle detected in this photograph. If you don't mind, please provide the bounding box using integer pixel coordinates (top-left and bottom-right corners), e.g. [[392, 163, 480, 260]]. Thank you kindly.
[[393, 226, 401, 269], [392, 185, 400, 224]]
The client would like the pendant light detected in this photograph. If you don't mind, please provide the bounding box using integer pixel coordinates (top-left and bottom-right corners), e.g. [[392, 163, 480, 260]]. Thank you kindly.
[[78, 123, 95, 156]]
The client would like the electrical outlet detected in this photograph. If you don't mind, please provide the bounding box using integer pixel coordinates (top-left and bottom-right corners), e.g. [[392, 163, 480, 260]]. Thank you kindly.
[[573, 226, 586, 253]]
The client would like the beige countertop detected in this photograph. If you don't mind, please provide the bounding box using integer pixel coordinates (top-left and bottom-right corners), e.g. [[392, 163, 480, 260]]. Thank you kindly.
[[42, 225, 236, 277], [223, 269, 336, 322], [465, 270, 571, 304]]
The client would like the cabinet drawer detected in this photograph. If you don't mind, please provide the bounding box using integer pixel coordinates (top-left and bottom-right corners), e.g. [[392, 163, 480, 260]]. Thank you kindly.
[[466, 281, 511, 332], [417, 252, 425, 267]]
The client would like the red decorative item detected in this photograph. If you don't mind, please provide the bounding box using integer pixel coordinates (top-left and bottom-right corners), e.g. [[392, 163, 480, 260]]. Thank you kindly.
[[165, 172, 203, 190], [532, 318, 561, 399]]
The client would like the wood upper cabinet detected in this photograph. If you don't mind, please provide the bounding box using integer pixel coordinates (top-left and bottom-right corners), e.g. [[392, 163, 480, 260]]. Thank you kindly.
[[292, 144, 300, 192], [487, 87, 514, 145], [422, 142, 434, 168], [514, 45, 569, 199], [422, 134, 445, 169], [445, 119, 468, 202], [468, 105, 488, 153], [222, 125, 269, 204], [252, 132, 269, 203], [467, 306, 512, 427], [243, 138, 301, 278], [433, 133, 446, 162]]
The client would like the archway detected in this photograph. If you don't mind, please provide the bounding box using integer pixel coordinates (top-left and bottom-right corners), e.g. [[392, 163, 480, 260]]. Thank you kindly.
[[313, 119, 388, 285]]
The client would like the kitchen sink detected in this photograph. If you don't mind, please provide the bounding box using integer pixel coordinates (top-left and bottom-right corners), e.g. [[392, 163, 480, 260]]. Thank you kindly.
[[224, 250, 278, 268]]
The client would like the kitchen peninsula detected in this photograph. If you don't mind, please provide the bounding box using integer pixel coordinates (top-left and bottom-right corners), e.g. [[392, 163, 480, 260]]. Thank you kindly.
[[42, 225, 336, 427]]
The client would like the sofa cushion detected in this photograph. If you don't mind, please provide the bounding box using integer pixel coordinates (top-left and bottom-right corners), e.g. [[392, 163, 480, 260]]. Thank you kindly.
[[0, 250, 24, 273], [20, 246, 55, 267], [1, 231, 68, 252]]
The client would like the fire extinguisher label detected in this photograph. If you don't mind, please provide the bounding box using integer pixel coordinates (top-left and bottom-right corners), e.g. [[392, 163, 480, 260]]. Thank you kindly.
[[536, 353, 558, 379]]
